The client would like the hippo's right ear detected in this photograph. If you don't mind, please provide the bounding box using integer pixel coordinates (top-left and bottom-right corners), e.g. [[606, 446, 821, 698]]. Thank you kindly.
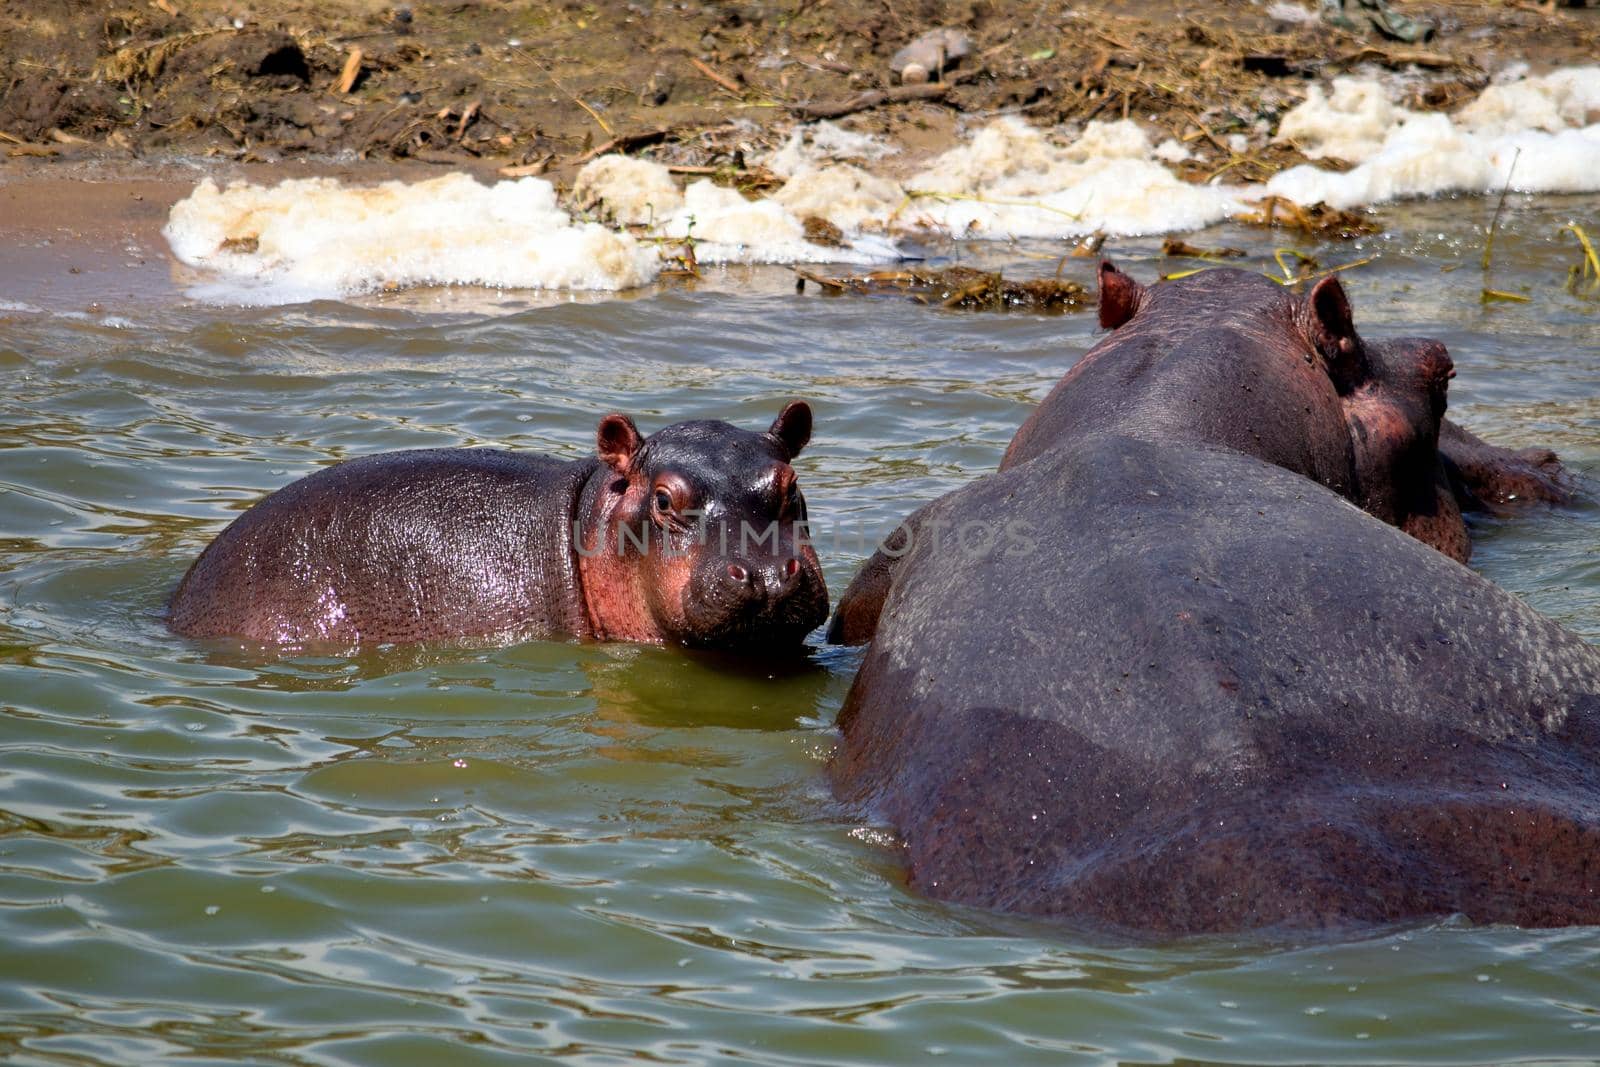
[[1308, 276, 1360, 364], [1098, 260, 1144, 330], [766, 400, 812, 460], [596, 414, 644, 472]]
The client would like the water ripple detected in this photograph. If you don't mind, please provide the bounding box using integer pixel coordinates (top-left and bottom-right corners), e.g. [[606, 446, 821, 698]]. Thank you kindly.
[[1, 209, 1597, 1064]]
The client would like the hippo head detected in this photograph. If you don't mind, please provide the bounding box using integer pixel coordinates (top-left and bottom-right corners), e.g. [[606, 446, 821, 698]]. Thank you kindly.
[[1098, 259, 1368, 373], [1272, 274, 1467, 558], [1345, 335, 1468, 557], [1345, 332, 1455, 485], [1296, 274, 1375, 394], [1275, 274, 1468, 559], [1096, 260, 1468, 559], [580, 402, 829, 652]]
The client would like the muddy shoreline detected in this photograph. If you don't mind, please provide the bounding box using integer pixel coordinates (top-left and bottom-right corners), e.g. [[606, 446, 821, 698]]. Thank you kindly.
[[4, 1, 1598, 313], [5, 1, 1598, 185]]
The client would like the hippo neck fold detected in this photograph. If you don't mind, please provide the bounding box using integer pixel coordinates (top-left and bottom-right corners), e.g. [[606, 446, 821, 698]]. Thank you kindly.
[[573, 461, 657, 643], [537, 457, 604, 642]]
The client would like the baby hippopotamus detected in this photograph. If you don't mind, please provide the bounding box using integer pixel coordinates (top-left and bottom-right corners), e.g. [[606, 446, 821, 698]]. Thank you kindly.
[[168, 403, 827, 652]]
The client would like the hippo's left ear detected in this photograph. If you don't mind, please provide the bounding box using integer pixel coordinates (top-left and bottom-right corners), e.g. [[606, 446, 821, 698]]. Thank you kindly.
[[1098, 260, 1145, 330], [596, 413, 644, 472], [766, 400, 812, 460], [1307, 276, 1361, 373]]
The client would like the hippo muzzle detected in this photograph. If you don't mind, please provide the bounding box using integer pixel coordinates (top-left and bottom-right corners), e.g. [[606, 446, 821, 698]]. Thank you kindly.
[[675, 523, 828, 651]]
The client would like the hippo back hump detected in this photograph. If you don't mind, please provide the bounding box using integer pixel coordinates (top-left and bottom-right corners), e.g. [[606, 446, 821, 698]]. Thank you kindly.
[[170, 448, 597, 644], [834, 434, 1600, 929], [1003, 275, 1356, 498]]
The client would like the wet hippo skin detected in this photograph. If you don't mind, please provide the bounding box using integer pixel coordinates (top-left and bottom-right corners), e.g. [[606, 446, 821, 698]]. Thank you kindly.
[[169, 403, 827, 653], [828, 263, 1575, 646], [1005, 263, 1568, 546], [832, 434, 1600, 935], [1438, 417, 1573, 511]]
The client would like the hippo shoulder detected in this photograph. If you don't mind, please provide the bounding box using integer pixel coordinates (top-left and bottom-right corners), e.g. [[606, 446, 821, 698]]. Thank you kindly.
[[864, 434, 1596, 756], [835, 434, 1600, 928]]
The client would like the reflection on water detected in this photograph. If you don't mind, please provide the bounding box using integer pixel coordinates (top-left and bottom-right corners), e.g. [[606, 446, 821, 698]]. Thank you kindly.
[[0, 194, 1597, 1064]]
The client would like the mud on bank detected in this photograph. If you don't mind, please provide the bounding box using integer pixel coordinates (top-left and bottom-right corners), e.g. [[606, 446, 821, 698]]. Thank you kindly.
[[3, 0, 1598, 186]]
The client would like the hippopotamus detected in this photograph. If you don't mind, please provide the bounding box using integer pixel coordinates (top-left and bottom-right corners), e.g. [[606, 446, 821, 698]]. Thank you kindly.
[[827, 263, 1572, 645], [831, 433, 1600, 935], [168, 403, 828, 652], [1007, 262, 1569, 541], [1437, 418, 1572, 511]]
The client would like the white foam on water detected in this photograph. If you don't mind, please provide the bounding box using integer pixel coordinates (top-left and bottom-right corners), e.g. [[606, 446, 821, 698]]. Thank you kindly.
[[1276, 79, 1403, 162], [1153, 138, 1193, 163], [166, 164, 902, 304], [160, 66, 1600, 303], [571, 155, 683, 225], [567, 153, 906, 254], [1460, 67, 1600, 134], [163, 173, 663, 302], [1266, 68, 1600, 208], [660, 179, 889, 265], [901, 117, 1243, 238], [760, 121, 898, 178], [772, 164, 907, 233]]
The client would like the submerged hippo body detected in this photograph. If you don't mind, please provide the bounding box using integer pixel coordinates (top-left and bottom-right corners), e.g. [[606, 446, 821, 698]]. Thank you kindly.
[[1438, 417, 1573, 511], [828, 263, 1572, 645], [833, 434, 1600, 935], [169, 404, 828, 651]]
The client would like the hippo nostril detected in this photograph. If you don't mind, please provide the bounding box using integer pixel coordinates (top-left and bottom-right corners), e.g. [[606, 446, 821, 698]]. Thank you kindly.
[[783, 558, 801, 580], [727, 563, 749, 583]]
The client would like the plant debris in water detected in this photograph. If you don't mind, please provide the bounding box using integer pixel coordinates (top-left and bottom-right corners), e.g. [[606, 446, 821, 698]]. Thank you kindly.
[[1162, 237, 1247, 259], [802, 216, 846, 248], [794, 266, 1091, 313], [1238, 196, 1382, 239], [1563, 222, 1600, 298]]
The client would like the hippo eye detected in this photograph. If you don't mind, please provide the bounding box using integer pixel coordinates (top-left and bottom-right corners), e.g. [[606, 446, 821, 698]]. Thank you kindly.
[[653, 487, 674, 513]]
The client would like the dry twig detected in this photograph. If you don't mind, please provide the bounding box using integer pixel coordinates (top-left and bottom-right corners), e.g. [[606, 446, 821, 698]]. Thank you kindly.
[[336, 47, 363, 94], [690, 57, 743, 96], [791, 82, 953, 121]]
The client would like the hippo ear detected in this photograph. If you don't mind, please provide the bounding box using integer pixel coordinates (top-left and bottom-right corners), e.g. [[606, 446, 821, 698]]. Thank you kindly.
[[596, 413, 644, 472], [766, 400, 812, 460], [1308, 276, 1361, 369], [1098, 260, 1144, 330]]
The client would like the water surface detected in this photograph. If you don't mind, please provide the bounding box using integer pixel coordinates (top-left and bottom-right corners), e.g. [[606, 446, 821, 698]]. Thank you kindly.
[[1, 193, 1598, 1065]]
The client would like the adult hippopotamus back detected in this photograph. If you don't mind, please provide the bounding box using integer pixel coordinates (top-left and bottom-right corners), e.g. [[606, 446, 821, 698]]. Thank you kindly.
[[1004, 264, 1361, 489], [169, 403, 827, 652], [832, 433, 1600, 934], [828, 262, 1571, 645], [1004, 262, 1471, 554]]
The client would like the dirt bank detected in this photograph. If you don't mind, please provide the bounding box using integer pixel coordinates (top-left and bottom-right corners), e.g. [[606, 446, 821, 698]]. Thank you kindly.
[[4, 0, 1598, 190]]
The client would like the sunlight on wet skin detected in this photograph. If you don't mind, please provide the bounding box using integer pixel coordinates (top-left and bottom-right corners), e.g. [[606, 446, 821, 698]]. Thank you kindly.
[[1, 196, 1599, 1063]]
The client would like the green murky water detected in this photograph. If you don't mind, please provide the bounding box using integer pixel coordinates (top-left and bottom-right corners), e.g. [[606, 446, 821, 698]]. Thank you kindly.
[[2, 192, 1598, 1065]]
